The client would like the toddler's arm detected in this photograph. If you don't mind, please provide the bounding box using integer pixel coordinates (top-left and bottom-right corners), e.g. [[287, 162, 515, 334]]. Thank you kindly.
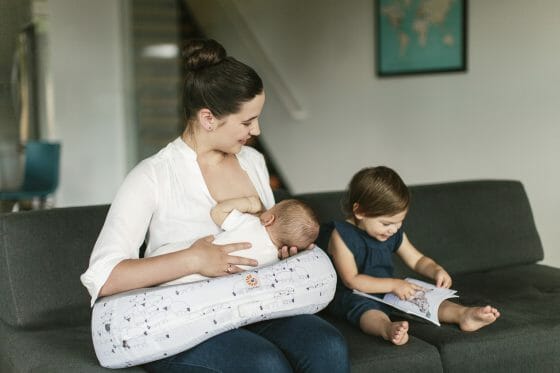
[[328, 229, 422, 299], [396, 233, 452, 288], [211, 196, 263, 226]]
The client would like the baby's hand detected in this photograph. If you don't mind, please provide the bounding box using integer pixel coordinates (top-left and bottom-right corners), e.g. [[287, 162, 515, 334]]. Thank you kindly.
[[278, 245, 298, 259], [277, 243, 314, 259], [434, 268, 452, 288], [393, 279, 424, 300], [246, 195, 263, 213]]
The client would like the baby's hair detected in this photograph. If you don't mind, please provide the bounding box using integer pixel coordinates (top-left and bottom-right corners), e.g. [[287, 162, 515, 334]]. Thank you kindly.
[[343, 166, 410, 218], [181, 38, 263, 130], [272, 199, 320, 249]]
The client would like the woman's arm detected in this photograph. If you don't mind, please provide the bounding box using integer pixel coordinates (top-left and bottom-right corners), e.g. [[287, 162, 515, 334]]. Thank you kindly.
[[99, 236, 256, 297], [396, 233, 452, 288], [328, 229, 422, 299]]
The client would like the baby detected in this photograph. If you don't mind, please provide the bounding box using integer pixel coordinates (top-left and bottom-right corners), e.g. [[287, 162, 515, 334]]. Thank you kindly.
[[154, 197, 320, 285]]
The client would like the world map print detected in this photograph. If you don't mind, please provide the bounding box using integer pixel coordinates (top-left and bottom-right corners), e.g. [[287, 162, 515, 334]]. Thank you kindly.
[[377, 0, 466, 75]]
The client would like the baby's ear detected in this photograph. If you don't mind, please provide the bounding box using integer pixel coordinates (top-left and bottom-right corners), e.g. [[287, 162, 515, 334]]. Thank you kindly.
[[260, 211, 276, 226]]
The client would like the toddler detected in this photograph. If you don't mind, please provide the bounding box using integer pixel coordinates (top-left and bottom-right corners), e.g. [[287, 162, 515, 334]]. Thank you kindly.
[[321, 166, 500, 345]]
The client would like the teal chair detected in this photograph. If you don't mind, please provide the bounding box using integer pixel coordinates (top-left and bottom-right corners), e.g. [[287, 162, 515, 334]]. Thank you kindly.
[[0, 141, 61, 210]]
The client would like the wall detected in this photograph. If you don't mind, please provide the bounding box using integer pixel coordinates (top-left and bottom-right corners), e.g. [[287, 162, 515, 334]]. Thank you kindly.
[[187, 0, 560, 267], [0, 0, 31, 142], [0, 0, 31, 191], [46, 0, 128, 206]]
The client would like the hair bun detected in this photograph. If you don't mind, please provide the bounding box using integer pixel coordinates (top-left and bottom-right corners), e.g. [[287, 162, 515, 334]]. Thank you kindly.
[[182, 39, 227, 71]]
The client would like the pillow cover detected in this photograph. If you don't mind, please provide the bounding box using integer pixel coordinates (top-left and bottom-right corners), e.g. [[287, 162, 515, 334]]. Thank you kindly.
[[91, 247, 336, 368]]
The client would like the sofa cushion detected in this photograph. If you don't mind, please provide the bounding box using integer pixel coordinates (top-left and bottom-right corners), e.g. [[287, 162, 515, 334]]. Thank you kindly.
[[402, 180, 543, 275], [413, 320, 559, 373], [321, 314, 443, 372], [0, 205, 110, 328], [0, 321, 145, 372], [296, 191, 346, 224], [408, 264, 560, 372], [452, 263, 560, 313]]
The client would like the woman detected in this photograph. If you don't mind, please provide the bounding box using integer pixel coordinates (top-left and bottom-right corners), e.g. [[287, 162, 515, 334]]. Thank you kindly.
[[81, 39, 349, 372]]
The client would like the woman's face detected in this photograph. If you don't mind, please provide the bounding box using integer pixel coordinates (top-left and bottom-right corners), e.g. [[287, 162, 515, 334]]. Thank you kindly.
[[213, 92, 265, 154]]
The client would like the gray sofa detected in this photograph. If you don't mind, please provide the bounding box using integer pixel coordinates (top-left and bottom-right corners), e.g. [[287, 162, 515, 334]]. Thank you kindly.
[[1, 180, 559, 372]]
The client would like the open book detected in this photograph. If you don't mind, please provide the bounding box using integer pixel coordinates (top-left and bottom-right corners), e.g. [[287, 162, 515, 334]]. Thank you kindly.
[[353, 278, 458, 326]]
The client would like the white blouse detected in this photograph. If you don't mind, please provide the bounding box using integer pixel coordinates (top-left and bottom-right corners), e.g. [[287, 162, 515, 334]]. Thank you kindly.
[[80, 137, 275, 306]]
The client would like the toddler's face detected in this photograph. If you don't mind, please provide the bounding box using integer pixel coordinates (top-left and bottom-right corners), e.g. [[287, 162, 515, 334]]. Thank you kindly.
[[356, 210, 407, 242]]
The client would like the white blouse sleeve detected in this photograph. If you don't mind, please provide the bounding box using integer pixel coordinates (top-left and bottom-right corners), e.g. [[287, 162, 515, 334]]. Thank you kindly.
[[80, 160, 158, 306], [220, 209, 249, 231]]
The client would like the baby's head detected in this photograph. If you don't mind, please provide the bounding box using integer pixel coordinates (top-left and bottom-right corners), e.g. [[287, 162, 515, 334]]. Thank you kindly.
[[344, 166, 410, 220], [261, 199, 320, 250]]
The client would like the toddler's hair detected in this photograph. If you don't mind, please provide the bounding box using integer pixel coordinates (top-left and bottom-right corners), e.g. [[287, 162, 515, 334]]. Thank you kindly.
[[343, 166, 410, 218], [271, 199, 320, 249]]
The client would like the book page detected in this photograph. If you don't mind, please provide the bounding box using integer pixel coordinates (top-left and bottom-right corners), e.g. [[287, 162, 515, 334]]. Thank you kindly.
[[353, 278, 458, 326]]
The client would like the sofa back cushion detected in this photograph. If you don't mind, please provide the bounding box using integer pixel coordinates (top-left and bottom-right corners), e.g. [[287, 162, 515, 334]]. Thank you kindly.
[[0, 205, 109, 328], [402, 180, 543, 275], [297, 180, 543, 275]]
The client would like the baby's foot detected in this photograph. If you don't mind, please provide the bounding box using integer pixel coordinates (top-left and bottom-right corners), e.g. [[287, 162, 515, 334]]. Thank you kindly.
[[459, 305, 500, 332], [384, 321, 409, 345]]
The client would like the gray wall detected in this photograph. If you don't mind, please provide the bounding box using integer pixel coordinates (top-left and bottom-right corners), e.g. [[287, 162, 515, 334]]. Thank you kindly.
[[0, 0, 31, 144], [0, 0, 31, 190], [46, 0, 129, 206]]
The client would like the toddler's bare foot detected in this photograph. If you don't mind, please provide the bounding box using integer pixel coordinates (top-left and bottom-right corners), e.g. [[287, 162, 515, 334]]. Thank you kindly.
[[384, 321, 409, 345], [459, 305, 500, 332]]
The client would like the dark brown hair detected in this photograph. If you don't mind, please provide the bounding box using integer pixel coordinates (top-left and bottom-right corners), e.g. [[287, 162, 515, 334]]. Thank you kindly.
[[343, 166, 410, 218], [182, 39, 263, 129], [271, 199, 320, 249]]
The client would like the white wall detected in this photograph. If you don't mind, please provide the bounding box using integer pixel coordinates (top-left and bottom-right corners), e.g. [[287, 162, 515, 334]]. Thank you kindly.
[[188, 0, 560, 267], [47, 0, 127, 206]]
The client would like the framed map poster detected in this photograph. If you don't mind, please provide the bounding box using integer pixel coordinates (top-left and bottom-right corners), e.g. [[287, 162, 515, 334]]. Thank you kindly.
[[375, 0, 467, 76]]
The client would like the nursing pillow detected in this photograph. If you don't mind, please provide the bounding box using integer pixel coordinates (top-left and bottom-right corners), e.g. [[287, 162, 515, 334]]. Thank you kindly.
[[91, 247, 336, 368]]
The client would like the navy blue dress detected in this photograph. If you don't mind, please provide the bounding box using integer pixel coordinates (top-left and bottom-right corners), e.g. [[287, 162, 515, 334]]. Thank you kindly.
[[319, 220, 403, 326]]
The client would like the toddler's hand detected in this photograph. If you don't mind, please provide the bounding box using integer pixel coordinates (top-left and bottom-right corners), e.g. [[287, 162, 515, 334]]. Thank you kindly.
[[393, 279, 424, 300], [434, 268, 452, 288]]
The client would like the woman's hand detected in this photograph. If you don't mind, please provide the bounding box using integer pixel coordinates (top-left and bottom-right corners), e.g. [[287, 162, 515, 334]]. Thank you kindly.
[[434, 268, 452, 288], [187, 235, 258, 276], [392, 279, 424, 300], [278, 243, 315, 259]]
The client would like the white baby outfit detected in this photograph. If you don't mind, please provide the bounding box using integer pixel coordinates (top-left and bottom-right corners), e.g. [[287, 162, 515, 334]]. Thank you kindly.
[[154, 209, 279, 286]]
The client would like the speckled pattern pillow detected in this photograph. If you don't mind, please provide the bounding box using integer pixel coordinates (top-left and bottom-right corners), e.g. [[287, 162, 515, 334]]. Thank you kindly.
[[91, 247, 336, 368]]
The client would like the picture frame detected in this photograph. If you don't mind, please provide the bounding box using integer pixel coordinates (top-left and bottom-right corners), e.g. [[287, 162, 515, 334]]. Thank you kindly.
[[375, 0, 467, 77]]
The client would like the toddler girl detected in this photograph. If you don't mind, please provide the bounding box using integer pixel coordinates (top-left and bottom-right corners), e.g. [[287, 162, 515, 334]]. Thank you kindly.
[[322, 166, 500, 345]]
